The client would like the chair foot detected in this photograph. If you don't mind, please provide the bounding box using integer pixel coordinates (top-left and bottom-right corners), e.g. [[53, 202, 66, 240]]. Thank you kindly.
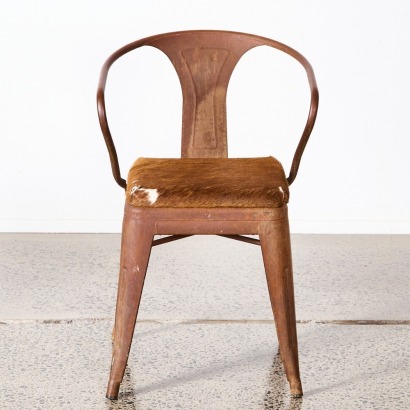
[[289, 379, 303, 397], [106, 380, 120, 400]]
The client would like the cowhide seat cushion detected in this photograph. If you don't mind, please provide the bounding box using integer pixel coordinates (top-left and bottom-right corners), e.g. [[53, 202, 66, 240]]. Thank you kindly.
[[126, 157, 289, 208]]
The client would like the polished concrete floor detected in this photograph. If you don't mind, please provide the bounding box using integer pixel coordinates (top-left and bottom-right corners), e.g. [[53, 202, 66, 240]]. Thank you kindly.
[[0, 234, 409, 409]]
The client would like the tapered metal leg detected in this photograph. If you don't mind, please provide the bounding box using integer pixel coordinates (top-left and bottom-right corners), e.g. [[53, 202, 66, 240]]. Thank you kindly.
[[259, 213, 303, 397], [106, 218, 154, 400]]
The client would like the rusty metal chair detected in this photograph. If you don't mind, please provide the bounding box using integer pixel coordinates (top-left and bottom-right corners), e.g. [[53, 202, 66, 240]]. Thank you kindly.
[[97, 30, 318, 400]]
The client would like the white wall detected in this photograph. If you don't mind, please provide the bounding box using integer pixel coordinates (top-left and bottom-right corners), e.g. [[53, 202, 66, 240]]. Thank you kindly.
[[1, 1, 409, 233]]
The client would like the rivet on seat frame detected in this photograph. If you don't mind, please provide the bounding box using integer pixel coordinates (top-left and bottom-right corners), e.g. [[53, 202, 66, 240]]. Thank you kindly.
[[97, 30, 319, 401]]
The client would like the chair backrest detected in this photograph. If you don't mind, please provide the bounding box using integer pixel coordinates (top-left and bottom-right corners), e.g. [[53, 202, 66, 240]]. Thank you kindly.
[[97, 30, 318, 189]]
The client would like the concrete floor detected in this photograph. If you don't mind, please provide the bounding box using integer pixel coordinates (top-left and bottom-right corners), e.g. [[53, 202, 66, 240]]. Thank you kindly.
[[0, 234, 409, 409]]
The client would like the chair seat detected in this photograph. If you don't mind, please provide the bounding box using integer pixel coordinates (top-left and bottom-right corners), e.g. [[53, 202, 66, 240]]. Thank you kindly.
[[126, 157, 289, 208]]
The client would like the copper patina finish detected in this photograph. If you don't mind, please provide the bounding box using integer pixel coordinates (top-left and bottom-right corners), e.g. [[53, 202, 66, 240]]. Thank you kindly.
[[97, 30, 319, 400]]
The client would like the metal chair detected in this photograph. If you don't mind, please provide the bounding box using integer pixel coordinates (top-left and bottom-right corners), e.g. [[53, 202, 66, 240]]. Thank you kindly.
[[97, 30, 319, 400]]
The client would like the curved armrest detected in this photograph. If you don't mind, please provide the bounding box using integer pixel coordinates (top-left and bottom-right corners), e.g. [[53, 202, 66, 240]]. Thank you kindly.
[[96, 39, 147, 190], [286, 64, 319, 186], [264, 39, 319, 186]]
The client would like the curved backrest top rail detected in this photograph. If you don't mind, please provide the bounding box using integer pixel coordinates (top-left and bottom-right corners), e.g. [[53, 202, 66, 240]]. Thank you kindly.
[[97, 30, 319, 189]]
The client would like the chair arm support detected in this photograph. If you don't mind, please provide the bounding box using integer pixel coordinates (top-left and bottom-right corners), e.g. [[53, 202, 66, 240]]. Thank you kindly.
[[97, 85, 126, 189], [287, 84, 319, 186], [96, 39, 148, 190], [264, 38, 319, 185], [279, 53, 318, 185]]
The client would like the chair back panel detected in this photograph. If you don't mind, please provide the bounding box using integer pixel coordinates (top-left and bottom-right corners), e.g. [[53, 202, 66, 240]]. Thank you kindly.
[[147, 32, 263, 158], [98, 30, 318, 188]]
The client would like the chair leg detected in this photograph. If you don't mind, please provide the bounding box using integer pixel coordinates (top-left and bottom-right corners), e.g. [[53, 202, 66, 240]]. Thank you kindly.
[[106, 219, 154, 400], [259, 217, 303, 398], [111, 238, 124, 343]]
